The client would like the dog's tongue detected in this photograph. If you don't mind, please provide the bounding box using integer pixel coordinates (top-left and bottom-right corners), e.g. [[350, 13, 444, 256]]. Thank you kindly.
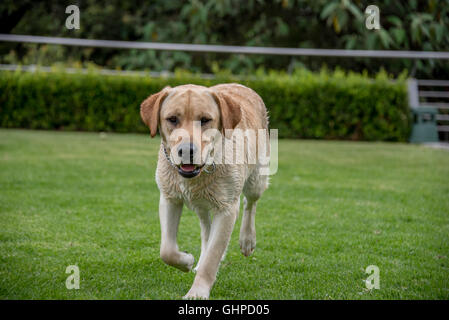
[[180, 164, 196, 172]]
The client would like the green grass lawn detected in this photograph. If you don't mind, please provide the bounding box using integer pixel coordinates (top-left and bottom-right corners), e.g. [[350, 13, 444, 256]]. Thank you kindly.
[[0, 129, 448, 300]]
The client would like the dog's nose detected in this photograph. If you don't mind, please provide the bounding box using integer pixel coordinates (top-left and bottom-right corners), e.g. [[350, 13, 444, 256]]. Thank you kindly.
[[177, 143, 196, 163]]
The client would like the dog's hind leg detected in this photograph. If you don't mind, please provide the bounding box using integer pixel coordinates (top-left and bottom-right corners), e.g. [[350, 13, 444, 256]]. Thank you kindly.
[[159, 194, 195, 272], [239, 196, 257, 257], [240, 171, 268, 257]]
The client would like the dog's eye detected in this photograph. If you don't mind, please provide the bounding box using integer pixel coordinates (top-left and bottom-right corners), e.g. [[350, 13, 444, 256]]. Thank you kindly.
[[167, 116, 178, 125], [200, 117, 211, 126]]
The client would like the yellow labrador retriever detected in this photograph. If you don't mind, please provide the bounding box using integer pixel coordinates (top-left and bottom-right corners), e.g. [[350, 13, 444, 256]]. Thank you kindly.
[[140, 83, 269, 299]]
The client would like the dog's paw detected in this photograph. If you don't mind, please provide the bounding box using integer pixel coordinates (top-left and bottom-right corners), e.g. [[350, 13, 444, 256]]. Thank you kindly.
[[239, 234, 256, 257], [178, 252, 195, 272], [183, 286, 210, 300]]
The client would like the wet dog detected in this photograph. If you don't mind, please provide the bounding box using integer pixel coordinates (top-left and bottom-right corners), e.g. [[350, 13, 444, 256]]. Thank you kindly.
[[140, 83, 269, 299]]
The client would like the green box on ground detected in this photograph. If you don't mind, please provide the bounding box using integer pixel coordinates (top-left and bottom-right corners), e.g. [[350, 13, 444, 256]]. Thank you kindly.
[[409, 106, 439, 143]]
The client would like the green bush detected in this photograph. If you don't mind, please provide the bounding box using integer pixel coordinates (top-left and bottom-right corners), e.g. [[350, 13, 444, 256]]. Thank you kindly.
[[0, 68, 410, 141]]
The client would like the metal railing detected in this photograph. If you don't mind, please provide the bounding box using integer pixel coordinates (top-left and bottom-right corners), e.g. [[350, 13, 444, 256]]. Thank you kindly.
[[1, 34, 449, 59]]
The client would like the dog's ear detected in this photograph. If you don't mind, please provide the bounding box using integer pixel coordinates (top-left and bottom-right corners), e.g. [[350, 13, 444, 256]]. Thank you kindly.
[[140, 86, 171, 137], [211, 92, 242, 133]]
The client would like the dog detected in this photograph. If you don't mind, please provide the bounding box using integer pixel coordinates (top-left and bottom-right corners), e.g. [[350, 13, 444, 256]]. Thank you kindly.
[[140, 83, 269, 299]]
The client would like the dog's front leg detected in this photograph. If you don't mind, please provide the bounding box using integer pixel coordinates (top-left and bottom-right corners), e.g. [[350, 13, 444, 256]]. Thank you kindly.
[[194, 210, 211, 273], [184, 201, 239, 299], [159, 194, 194, 272]]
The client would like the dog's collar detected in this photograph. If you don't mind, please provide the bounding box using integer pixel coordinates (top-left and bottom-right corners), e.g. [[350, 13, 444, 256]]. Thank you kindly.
[[162, 144, 178, 170], [162, 145, 215, 175]]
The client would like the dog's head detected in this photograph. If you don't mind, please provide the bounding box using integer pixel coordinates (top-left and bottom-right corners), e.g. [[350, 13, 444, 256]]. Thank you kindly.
[[140, 85, 241, 178]]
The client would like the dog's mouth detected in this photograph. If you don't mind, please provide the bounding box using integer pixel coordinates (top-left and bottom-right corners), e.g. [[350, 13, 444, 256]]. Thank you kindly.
[[177, 163, 204, 178]]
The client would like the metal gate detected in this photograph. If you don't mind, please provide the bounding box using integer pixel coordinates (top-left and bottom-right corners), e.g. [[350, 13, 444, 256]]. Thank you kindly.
[[408, 79, 449, 142]]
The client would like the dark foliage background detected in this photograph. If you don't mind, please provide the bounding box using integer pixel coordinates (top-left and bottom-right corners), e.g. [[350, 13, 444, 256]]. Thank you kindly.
[[1, 0, 448, 78]]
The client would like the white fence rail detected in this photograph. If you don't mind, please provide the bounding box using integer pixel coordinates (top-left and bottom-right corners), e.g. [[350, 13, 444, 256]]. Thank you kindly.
[[1, 34, 449, 59]]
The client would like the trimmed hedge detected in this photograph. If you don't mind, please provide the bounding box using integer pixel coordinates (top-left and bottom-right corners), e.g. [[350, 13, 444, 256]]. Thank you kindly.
[[0, 68, 410, 141]]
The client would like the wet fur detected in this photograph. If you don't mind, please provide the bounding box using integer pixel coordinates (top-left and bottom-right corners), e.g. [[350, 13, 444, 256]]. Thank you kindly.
[[141, 83, 269, 299]]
